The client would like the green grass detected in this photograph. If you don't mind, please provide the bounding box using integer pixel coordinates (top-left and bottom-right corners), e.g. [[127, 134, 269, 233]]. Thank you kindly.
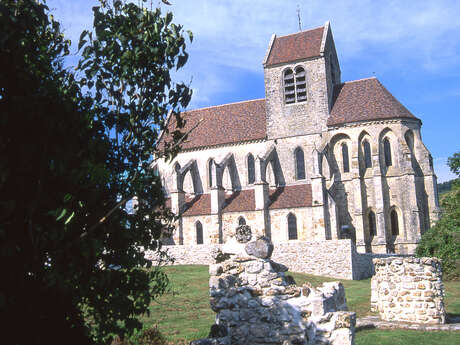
[[356, 329, 459, 345], [142, 265, 459, 344]]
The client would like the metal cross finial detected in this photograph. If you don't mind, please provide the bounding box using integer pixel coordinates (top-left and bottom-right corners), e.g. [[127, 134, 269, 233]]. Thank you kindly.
[[297, 5, 302, 31]]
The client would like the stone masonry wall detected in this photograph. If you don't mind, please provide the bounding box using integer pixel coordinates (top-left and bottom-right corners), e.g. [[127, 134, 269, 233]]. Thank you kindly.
[[370, 257, 446, 324], [146, 240, 396, 280]]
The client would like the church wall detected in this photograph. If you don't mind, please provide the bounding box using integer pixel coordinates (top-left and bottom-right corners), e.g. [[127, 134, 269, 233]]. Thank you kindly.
[[158, 132, 327, 197], [157, 140, 269, 196], [221, 210, 265, 242], [326, 119, 435, 255], [269, 207, 316, 242], [181, 215, 213, 245]]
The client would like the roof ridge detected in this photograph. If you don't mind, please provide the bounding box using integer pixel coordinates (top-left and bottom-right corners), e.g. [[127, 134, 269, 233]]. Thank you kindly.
[[184, 98, 265, 113], [341, 76, 377, 85], [276, 25, 325, 39]]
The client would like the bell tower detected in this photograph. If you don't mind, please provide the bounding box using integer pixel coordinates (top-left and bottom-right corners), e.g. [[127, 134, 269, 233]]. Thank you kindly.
[[263, 21, 341, 139]]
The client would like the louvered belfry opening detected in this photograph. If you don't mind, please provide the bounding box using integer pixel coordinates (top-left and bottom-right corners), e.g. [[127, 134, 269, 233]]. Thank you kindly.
[[284, 68, 295, 104], [284, 67, 307, 104], [295, 66, 307, 102]]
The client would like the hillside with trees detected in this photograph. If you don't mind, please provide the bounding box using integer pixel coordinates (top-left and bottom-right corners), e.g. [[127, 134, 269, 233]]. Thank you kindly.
[[417, 152, 460, 280]]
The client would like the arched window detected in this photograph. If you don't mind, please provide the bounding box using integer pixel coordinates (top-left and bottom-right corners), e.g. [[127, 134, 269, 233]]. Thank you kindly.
[[390, 209, 399, 236], [368, 211, 376, 237], [238, 217, 246, 226], [383, 138, 392, 167], [295, 66, 307, 102], [208, 159, 214, 187], [342, 143, 350, 173], [363, 140, 372, 169], [196, 221, 203, 244], [283, 67, 307, 104], [288, 213, 298, 240], [295, 147, 305, 180], [283, 68, 295, 104], [247, 154, 255, 184]]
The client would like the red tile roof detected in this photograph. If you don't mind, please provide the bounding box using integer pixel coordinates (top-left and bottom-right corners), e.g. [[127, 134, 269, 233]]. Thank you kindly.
[[159, 99, 266, 150], [328, 77, 418, 126], [265, 27, 324, 67], [182, 194, 211, 216], [222, 189, 255, 213], [269, 184, 312, 210]]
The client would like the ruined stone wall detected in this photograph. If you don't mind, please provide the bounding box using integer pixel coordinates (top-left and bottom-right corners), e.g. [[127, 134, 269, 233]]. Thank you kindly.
[[192, 233, 355, 345], [371, 257, 446, 324]]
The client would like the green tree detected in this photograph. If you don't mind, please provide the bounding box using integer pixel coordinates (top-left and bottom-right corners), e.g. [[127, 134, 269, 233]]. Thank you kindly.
[[0, 0, 191, 344], [417, 153, 460, 280]]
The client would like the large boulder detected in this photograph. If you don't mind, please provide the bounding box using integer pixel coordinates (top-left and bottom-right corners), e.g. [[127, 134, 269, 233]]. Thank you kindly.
[[245, 236, 274, 259]]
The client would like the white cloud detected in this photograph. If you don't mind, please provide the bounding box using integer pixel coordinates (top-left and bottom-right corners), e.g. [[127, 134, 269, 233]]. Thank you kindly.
[[47, 0, 460, 96]]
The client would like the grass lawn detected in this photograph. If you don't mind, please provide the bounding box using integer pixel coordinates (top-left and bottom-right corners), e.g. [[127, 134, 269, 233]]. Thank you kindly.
[[142, 265, 460, 344]]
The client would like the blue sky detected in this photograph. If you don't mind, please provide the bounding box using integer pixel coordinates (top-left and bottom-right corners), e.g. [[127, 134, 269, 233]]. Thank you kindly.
[[47, 0, 459, 182]]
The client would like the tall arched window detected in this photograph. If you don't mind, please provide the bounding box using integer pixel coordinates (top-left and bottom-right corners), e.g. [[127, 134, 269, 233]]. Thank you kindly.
[[247, 154, 255, 184], [238, 217, 246, 226], [287, 213, 298, 240], [196, 221, 203, 244], [363, 140, 372, 169], [295, 148, 305, 180], [383, 138, 392, 167], [390, 209, 399, 236], [295, 66, 307, 102], [208, 159, 214, 187], [283, 68, 295, 104], [342, 143, 350, 173], [368, 211, 376, 237], [283, 67, 307, 104]]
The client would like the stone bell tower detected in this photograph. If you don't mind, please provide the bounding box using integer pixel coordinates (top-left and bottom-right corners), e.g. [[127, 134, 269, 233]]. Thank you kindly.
[[262, 21, 341, 139]]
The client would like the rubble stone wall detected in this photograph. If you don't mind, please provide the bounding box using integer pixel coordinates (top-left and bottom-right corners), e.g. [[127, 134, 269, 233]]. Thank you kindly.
[[371, 257, 446, 324], [191, 234, 356, 345], [147, 240, 396, 280]]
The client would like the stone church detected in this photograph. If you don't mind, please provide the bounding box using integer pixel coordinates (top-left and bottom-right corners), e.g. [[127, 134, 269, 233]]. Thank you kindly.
[[156, 22, 440, 254]]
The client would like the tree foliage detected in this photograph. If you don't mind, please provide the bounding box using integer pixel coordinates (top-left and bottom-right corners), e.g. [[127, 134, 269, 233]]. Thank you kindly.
[[0, 0, 191, 343], [417, 152, 460, 280]]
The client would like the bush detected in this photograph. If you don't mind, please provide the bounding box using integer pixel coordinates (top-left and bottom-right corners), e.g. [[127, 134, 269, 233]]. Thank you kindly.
[[416, 214, 460, 280]]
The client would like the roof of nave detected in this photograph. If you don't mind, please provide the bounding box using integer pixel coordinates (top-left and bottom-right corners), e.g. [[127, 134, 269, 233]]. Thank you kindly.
[[158, 99, 266, 151], [222, 189, 255, 213], [265, 26, 325, 67], [165, 184, 313, 217], [159, 79, 418, 151], [182, 193, 211, 216], [328, 77, 418, 126]]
